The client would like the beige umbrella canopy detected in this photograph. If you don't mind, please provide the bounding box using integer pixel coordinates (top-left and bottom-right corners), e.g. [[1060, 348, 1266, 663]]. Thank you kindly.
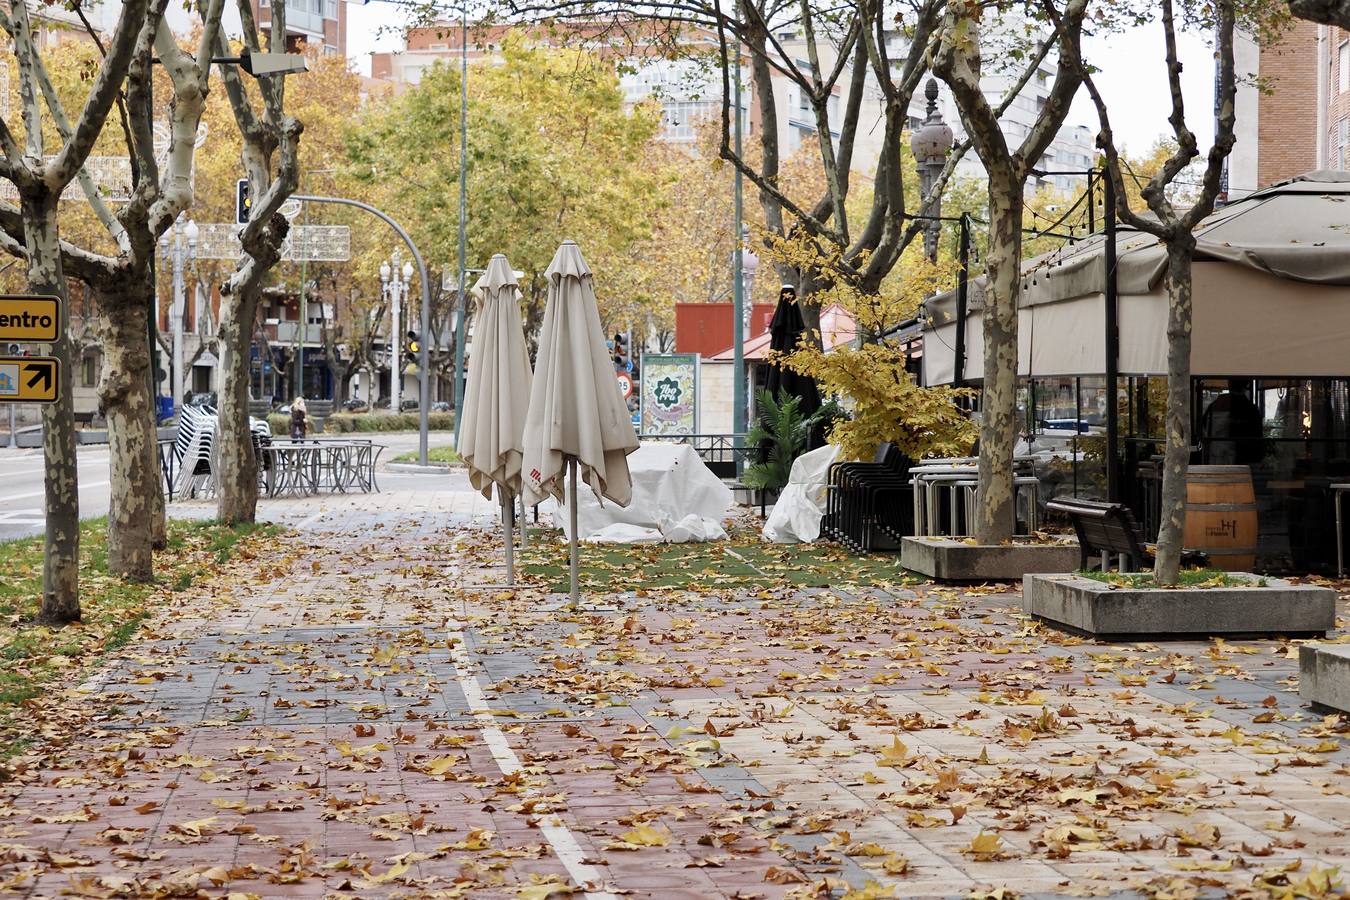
[[522, 240, 639, 604], [523, 240, 639, 507], [457, 253, 532, 584]]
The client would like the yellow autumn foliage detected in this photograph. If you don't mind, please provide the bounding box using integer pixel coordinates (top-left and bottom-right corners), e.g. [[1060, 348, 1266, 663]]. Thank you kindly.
[[762, 232, 976, 462]]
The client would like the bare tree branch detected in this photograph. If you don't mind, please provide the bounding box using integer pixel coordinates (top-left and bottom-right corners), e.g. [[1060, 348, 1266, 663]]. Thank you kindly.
[[48, 0, 155, 188]]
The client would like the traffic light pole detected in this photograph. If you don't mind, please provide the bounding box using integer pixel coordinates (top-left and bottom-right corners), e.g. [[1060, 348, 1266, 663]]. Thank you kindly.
[[292, 195, 432, 465]]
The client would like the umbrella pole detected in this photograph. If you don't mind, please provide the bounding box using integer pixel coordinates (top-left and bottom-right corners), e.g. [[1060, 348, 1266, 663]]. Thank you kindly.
[[518, 491, 528, 549], [568, 457, 579, 607], [501, 486, 515, 587]]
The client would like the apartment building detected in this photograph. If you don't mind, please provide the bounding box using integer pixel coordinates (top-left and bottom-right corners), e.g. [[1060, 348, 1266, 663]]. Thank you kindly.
[[1227, 19, 1329, 200]]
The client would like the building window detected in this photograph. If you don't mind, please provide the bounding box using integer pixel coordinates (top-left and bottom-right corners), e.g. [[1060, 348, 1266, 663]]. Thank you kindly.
[[661, 100, 715, 141], [1341, 42, 1350, 92], [1338, 117, 1349, 169], [81, 354, 97, 388], [324, 0, 337, 17]]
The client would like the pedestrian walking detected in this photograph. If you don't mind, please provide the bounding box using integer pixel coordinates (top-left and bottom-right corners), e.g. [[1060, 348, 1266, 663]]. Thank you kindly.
[[290, 397, 308, 440]]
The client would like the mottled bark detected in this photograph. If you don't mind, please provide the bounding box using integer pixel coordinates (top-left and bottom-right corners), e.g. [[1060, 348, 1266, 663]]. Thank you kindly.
[[216, 287, 260, 524], [1153, 242, 1196, 583], [98, 290, 156, 581], [1054, 0, 1239, 575], [975, 187, 1023, 544], [24, 191, 80, 623]]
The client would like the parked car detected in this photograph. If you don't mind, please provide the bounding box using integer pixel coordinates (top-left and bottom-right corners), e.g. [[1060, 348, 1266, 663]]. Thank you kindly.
[[399, 399, 419, 412], [431, 401, 451, 412], [343, 398, 369, 413]]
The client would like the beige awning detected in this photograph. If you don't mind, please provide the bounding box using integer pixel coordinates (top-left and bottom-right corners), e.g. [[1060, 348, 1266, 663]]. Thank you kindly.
[[921, 170, 1350, 381]]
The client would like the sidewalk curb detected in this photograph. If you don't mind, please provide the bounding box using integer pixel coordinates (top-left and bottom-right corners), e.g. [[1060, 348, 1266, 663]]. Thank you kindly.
[[386, 462, 456, 474]]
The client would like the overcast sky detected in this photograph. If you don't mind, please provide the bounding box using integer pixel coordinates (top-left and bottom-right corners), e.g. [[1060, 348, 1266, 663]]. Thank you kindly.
[[345, 5, 1219, 155]]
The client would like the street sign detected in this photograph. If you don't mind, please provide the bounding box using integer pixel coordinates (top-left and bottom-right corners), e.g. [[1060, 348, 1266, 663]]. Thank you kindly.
[[616, 371, 634, 400], [0, 295, 59, 342], [0, 357, 59, 404]]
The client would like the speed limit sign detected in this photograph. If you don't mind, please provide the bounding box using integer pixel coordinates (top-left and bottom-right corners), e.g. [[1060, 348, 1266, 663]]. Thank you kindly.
[[616, 372, 634, 399]]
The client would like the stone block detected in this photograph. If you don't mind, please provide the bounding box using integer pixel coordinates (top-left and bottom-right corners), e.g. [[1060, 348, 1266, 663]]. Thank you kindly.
[[1024, 572, 1335, 639], [1300, 644, 1350, 714], [900, 536, 1079, 582]]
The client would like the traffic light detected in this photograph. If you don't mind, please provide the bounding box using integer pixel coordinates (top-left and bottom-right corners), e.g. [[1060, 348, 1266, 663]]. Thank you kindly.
[[236, 179, 251, 225], [404, 330, 420, 368]]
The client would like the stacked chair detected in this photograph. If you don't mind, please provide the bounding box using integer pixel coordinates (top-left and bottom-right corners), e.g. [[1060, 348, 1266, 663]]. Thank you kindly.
[[174, 405, 217, 498], [171, 405, 275, 500], [821, 442, 915, 552]]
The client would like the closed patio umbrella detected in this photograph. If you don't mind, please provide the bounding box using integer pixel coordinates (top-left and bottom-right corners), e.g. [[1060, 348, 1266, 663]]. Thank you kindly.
[[761, 285, 822, 453], [457, 254, 532, 585], [522, 240, 639, 605]]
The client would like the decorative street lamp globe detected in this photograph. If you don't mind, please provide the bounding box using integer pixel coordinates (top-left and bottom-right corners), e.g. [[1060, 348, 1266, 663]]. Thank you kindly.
[[909, 78, 954, 263]]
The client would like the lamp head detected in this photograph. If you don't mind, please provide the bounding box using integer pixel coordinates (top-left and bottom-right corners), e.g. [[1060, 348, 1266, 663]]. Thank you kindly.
[[742, 248, 760, 276], [379, 261, 391, 283], [402, 261, 414, 281], [184, 219, 199, 245], [239, 50, 309, 77]]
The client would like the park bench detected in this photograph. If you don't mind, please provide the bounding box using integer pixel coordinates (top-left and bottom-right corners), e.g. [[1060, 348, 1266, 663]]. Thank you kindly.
[[1048, 497, 1208, 573]]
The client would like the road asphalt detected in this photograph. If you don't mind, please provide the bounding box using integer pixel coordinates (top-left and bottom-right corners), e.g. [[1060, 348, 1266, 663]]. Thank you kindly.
[[0, 429, 458, 542]]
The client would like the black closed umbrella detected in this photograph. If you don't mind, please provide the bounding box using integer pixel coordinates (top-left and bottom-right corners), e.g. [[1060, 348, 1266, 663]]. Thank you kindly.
[[759, 285, 822, 455]]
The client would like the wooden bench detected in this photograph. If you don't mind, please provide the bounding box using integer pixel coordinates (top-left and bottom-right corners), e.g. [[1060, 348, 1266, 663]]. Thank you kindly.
[[1048, 497, 1208, 572]]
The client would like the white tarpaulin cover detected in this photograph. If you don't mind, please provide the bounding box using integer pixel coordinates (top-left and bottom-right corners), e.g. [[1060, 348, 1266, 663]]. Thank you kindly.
[[555, 442, 732, 543], [763, 444, 841, 543]]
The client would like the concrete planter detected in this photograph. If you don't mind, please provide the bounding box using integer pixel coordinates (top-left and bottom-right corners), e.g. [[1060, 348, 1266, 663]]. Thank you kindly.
[[1024, 572, 1336, 640], [1299, 644, 1350, 714], [900, 536, 1079, 582]]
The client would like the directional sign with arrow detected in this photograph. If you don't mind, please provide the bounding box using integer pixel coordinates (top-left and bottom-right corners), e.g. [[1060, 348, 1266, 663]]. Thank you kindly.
[[0, 357, 59, 403]]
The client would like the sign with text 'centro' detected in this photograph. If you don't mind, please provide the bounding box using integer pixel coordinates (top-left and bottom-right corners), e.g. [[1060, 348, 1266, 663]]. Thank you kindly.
[[0, 295, 59, 342]]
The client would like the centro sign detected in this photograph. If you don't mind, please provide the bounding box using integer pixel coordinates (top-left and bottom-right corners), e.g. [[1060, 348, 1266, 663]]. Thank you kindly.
[[0, 295, 59, 342]]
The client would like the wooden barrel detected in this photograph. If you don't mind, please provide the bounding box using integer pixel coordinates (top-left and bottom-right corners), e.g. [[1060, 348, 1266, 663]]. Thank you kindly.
[[1183, 465, 1258, 571]]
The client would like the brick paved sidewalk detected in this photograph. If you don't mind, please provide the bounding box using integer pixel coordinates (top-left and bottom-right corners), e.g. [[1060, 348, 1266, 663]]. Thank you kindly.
[[1, 487, 1349, 899]]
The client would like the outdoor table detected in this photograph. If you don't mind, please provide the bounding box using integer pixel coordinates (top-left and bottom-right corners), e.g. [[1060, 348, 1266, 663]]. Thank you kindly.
[[909, 466, 977, 535], [1332, 483, 1350, 577], [265, 443, 320, 497]]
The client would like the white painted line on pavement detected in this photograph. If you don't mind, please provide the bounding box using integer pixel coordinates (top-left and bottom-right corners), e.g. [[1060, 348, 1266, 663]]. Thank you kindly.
[[448, 551, 616, 899], [2, 480, 110, 503]]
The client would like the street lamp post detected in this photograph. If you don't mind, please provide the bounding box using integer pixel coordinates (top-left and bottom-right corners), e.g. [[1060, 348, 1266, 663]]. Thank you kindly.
[[909, 78, 954, 264], [380, 253, 406, 412], [159, 214, 199, 413], [731, 42, 746, 445], [740, 227, 759, 340], [292, 194, 433, 465]]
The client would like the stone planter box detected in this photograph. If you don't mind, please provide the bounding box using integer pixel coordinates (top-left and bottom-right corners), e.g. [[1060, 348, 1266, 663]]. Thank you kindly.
[[1024, 572, 1336, 640], [1300, 644, 1350, 714], [900, 536, 1079, 582]]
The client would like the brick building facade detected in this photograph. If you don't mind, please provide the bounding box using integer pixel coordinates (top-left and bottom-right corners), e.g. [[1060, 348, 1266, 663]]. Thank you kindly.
[[1233, 21, 1334, 197]]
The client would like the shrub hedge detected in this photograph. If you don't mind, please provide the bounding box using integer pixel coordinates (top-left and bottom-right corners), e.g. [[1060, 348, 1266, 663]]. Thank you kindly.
[[267, 411, 455, 435]]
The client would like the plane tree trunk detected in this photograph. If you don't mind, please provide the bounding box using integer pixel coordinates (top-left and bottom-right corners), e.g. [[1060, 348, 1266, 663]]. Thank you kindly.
[[24, 191, 81, 623], [96, 282, 158, 581]]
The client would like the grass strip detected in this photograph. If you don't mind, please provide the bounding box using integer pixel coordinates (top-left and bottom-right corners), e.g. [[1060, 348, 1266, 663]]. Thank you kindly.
[[1076, 568, 1264, 588], [520, 526, 919, 593]]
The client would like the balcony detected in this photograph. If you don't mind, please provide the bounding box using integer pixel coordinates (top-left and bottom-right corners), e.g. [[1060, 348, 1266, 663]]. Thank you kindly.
[[271, 321, 328, 344]]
